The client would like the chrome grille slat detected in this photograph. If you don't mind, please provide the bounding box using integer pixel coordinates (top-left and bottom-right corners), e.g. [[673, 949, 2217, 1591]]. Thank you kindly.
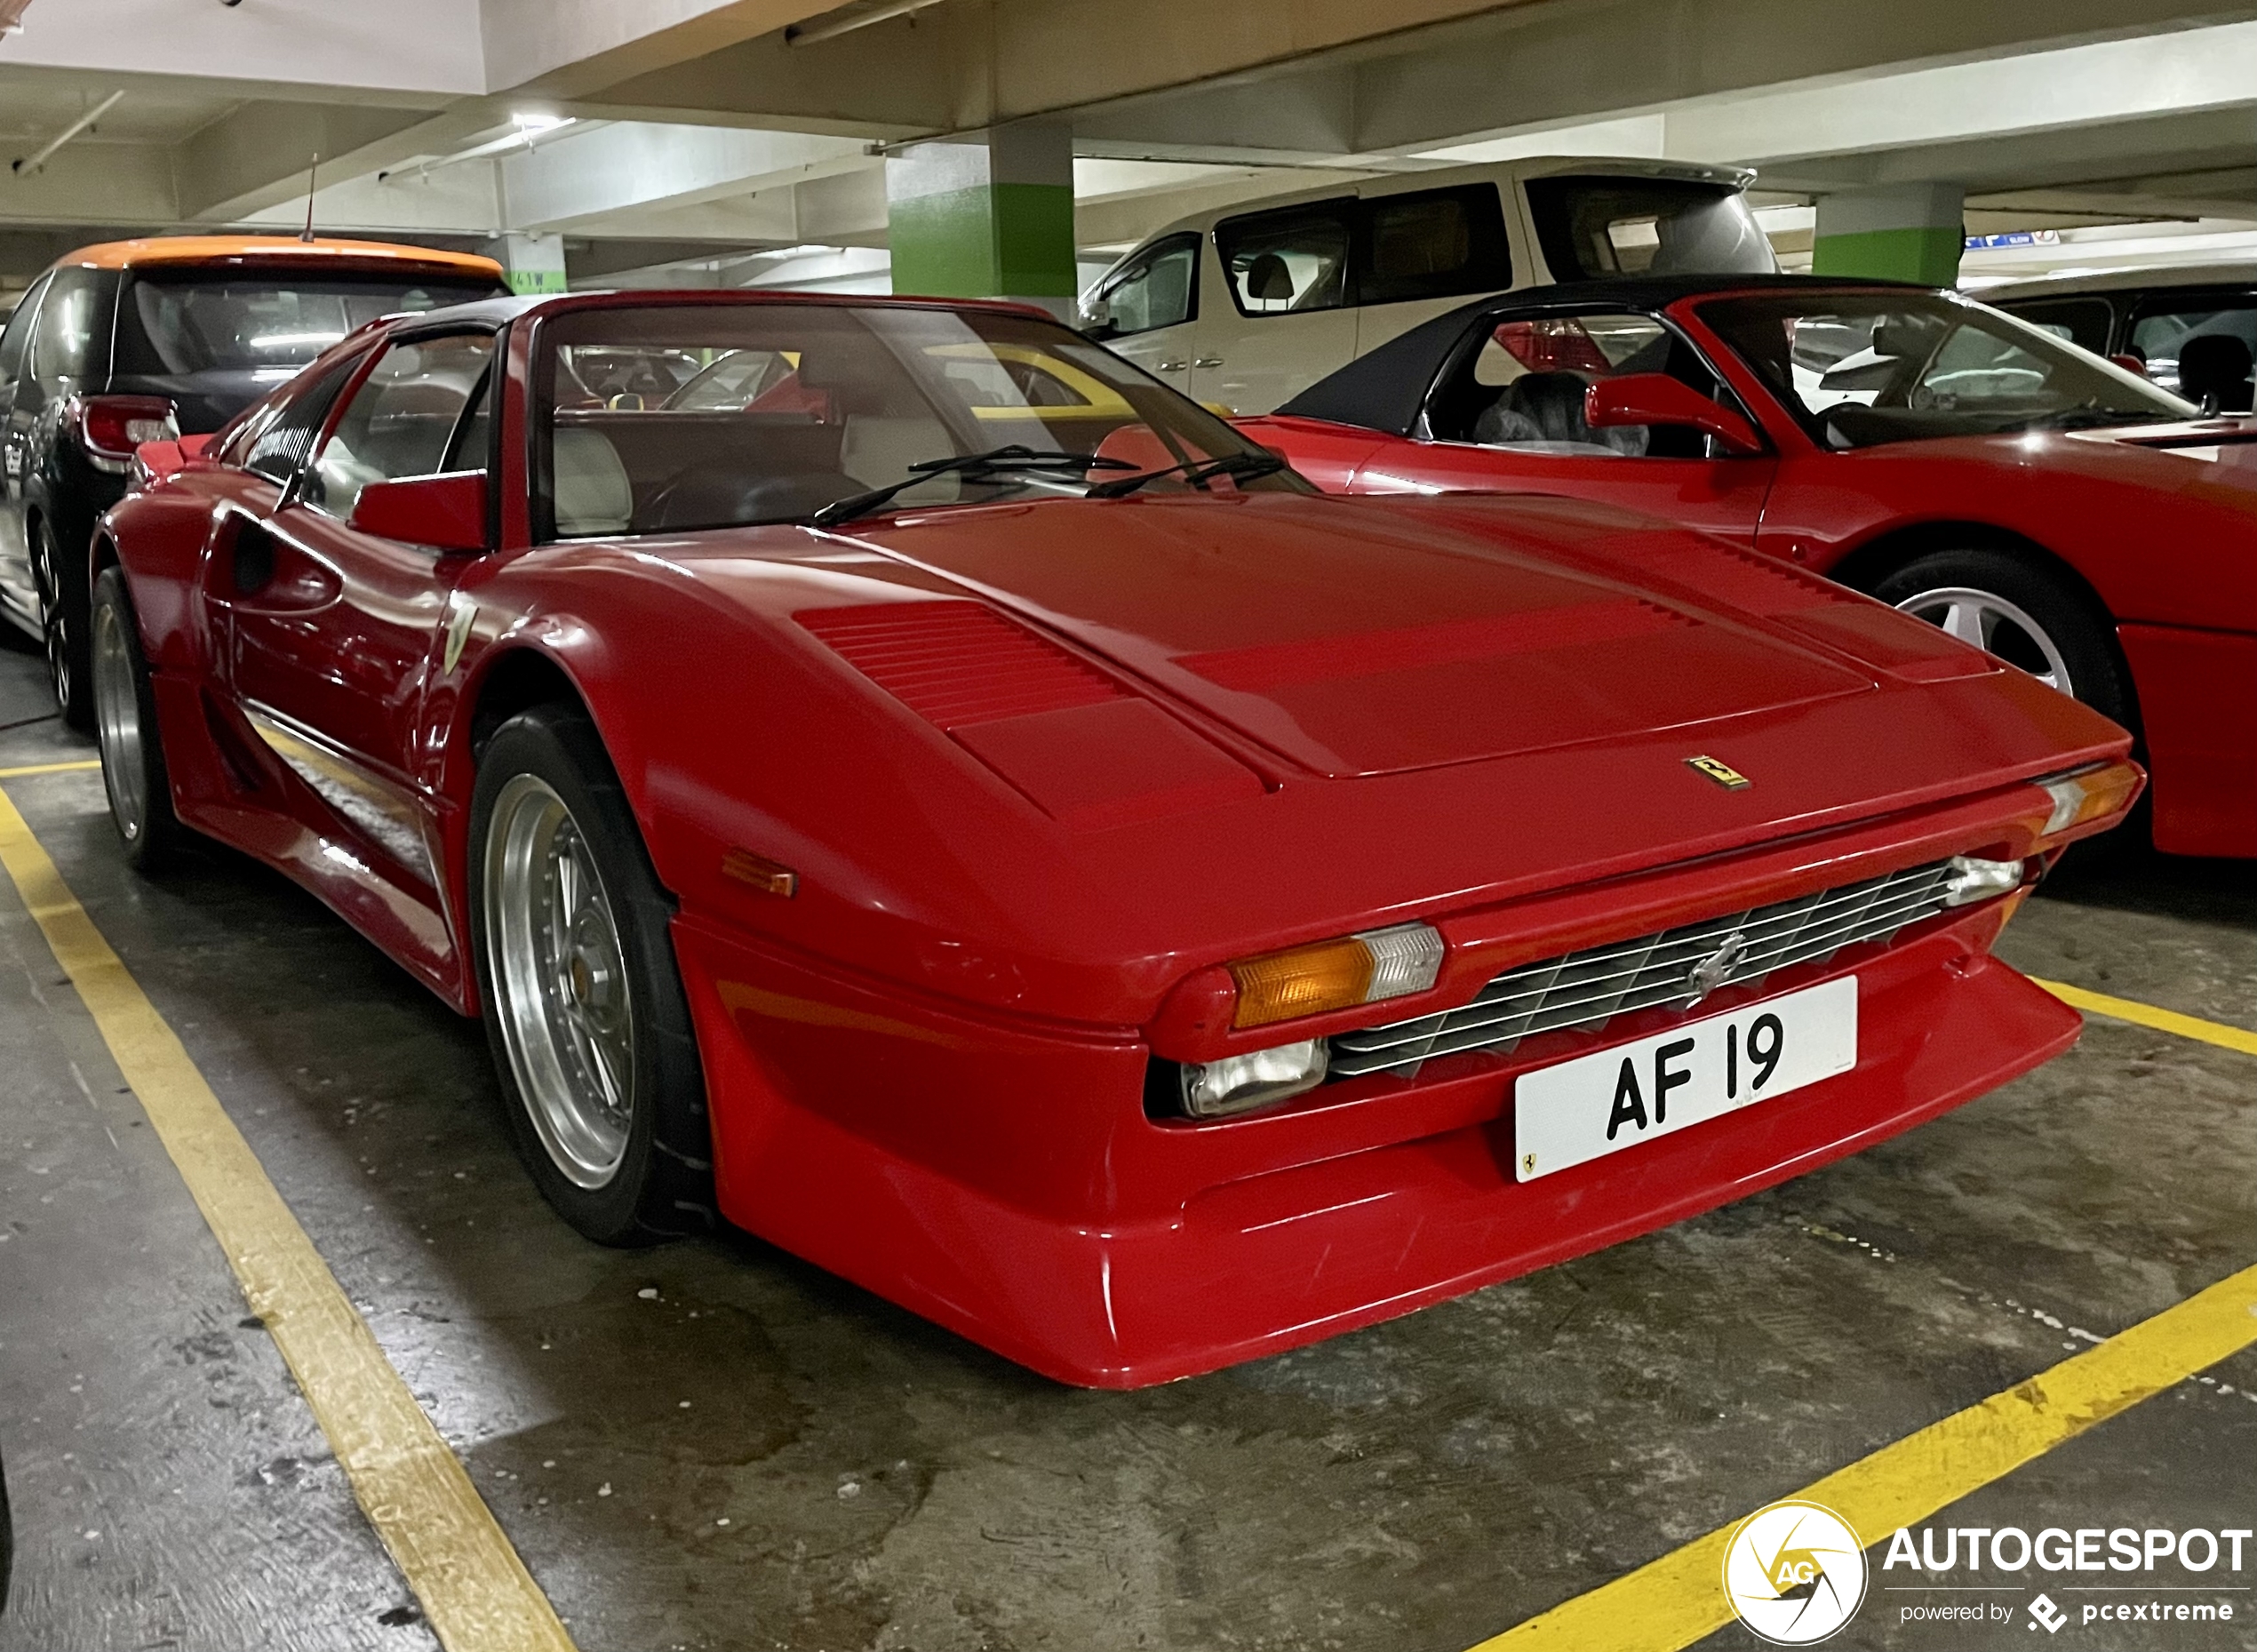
[[1328, 858, 1960, 1079]]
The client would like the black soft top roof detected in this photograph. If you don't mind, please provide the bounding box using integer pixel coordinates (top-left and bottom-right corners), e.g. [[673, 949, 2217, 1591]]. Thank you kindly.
[[1274, 272, 1927, 436]]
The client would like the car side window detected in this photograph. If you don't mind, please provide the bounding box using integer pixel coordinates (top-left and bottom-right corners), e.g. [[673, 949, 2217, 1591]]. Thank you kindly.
[[0, 275, 51, 388], [1098, 235, 1199, 337], [1997, 298, 2112, 356], [1431, 309, 1729, 459], [2125, 299, 2257, 408], [304, 333, 496, 520], [27, 269, 108, 391], [242, 353, 369, 486], [1216, 201, 1352, 317], [1356, 185, 1511, 307]]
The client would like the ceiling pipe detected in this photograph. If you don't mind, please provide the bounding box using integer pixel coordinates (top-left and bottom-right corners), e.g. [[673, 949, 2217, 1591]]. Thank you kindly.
[[12, 90, 125, 175], [786, 0, 944, 47], [378, 118, 586, 184]]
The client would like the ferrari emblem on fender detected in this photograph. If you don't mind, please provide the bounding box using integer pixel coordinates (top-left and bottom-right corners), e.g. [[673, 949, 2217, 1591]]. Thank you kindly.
[[1687, 754, 1751, 790], [443, 595, 477, 674]]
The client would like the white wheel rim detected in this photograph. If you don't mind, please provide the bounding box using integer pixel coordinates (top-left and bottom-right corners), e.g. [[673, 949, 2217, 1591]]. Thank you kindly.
[[1893, 585, 2075, 696]]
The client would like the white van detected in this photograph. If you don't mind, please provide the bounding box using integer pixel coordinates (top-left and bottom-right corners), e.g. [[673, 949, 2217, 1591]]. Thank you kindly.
[[1080, 157, 1774, 414]]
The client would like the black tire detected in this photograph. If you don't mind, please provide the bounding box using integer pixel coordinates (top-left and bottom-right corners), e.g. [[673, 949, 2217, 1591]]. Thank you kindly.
[[32, 516, 93, 731], [1870, 547, 2136, 733], [468, 706, 714, 1246], [88, 567, 185, 873]]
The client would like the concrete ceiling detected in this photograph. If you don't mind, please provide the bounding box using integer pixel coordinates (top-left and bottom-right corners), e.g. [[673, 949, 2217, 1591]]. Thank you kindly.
[[6, 0, 2257, 291]]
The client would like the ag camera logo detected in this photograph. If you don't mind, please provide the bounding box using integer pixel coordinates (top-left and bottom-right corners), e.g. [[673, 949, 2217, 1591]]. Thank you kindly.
[[1723, 1499, 1869, 1644]]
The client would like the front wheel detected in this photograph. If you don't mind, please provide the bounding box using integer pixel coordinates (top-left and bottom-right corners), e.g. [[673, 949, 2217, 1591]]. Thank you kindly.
[[89, 567, 184, 871], [470, 706, 714, 1245], [1871, 548, 2134, 730]]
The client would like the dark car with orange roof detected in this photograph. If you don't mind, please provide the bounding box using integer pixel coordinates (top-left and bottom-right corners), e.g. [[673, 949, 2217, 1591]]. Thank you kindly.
[[0, 235, 508, 725]]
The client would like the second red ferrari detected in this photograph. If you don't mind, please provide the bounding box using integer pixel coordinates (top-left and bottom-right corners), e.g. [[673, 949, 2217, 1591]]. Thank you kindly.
[[1246, 274, 2255, 858]]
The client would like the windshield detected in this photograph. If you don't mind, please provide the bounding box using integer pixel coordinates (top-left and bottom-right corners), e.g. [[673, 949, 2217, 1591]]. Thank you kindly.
[[115, 268, 503, 382], [1525, 177, 1775, 281], [1696, 291, 2195, 448], [536, 302, 1306, 538]]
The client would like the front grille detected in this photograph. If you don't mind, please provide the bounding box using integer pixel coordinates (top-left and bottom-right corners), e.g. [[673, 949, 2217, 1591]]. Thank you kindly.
[[1329, 858, 1958, 1080]]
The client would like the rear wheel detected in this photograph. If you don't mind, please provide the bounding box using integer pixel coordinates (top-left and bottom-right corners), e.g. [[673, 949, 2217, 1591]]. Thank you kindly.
[[1871, 548, 2134, 730], [32, 517, 93, 730], [89, 567, 183, 872], [470, 706, 714, 1245]]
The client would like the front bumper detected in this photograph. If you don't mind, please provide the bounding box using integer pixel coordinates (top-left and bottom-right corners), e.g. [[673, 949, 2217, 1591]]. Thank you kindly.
[[674, 906, 2077, 1388]]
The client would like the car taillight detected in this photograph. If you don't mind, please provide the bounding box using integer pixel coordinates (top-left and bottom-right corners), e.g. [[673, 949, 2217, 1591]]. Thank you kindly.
[[69, 395, 179, 466]]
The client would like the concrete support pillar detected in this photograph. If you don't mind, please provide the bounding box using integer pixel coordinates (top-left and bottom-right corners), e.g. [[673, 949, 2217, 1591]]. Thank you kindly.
[[1812, 184, 1966, 286], [493, 232, 567, 295], [884, 119, 1075, 316]]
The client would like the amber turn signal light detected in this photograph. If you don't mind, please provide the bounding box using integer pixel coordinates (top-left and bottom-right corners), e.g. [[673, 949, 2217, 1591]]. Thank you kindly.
[[722, 847, 798, 898], [2036, 760, 2143, 842], [1229, 922, 1444, 1030]]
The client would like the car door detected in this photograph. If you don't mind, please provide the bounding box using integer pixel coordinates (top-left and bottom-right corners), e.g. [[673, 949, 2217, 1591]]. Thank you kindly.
[[1201, 198, 1359, 414], [1088, 233, 1200, 395], [1359, 307, 1777, 545], [0, 274, 49, 630], [209, 331, 496, 888]]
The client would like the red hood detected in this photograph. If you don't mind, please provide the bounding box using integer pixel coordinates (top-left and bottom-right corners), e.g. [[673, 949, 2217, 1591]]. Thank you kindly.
[[849, 492, 1879, 778]]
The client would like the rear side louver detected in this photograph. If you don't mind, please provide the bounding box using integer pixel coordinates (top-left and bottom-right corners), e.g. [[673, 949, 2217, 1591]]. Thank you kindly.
[[799, 601, 1126, 730]]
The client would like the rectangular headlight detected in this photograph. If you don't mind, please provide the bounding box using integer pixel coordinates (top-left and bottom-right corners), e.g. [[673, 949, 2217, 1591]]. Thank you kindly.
[[1228, 922, 1445, 1030], [1179, 1039, 1329, 1120], [1942, 854, 2025, 906]]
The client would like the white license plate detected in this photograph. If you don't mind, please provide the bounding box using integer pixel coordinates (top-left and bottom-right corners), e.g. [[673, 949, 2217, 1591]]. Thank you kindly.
[[1511, 977, 1858, 1181]]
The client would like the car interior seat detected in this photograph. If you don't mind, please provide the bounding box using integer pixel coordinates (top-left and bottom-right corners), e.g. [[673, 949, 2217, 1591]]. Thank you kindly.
[[2176, 332, 2254, 413], [1471, 371, 1649, 454], [551, 427, 634, 536], [1244, 254, 1296, 307]]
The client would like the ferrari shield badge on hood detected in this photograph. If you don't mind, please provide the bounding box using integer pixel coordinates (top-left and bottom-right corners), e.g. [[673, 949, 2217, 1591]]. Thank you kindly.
[[1687, 754, 1753, 790]]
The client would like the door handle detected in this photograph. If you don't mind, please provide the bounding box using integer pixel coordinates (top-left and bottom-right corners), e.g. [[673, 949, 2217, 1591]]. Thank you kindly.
[[1156, 360, 1189, 372], [1192, 357, 1225, 369]]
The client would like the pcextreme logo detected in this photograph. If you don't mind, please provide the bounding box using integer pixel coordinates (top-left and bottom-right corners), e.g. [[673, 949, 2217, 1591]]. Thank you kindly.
[[1723, 1499, 1870, 1644]]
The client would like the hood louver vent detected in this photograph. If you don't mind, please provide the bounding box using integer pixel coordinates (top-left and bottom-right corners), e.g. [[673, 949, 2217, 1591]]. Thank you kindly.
[[799, 601, 1127, 730]]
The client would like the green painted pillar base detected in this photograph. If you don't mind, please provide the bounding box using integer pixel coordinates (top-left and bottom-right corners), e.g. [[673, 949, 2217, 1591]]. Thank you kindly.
[[1812, 185, 1965, 287], [885, 121, 1075, 314]]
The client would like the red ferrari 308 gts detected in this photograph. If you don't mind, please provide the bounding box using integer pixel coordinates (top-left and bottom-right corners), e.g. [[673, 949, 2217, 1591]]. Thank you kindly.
[[95, 291, 2136, 1385], [1244, 275, 2253, 858]]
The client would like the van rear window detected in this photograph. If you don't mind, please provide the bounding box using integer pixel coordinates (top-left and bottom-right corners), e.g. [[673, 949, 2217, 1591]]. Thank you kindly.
[[1526, 177, 1774, 281]]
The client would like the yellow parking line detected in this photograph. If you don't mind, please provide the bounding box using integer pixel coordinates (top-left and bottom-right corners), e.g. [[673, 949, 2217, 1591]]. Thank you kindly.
[[0, 759, 100, 778], [2035, 978, 2257, 1057], [0, 786, 577, 1652], [1470, 1258, 2257, 1651]]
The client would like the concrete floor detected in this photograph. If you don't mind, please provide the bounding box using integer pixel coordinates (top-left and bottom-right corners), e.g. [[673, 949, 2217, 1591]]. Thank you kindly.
[[0, 637, 2250, 1652]]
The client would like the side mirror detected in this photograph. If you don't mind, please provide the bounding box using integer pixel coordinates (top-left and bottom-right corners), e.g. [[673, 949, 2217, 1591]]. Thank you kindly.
[[350, 471, 490, 553], [1586, 373, 1766, 457], [1080, 296, 1116, 339]]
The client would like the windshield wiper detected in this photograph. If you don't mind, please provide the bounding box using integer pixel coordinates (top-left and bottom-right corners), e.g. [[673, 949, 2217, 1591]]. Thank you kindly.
[[809, 445, 1135, 530], [1085, 450, 1289, 499]]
